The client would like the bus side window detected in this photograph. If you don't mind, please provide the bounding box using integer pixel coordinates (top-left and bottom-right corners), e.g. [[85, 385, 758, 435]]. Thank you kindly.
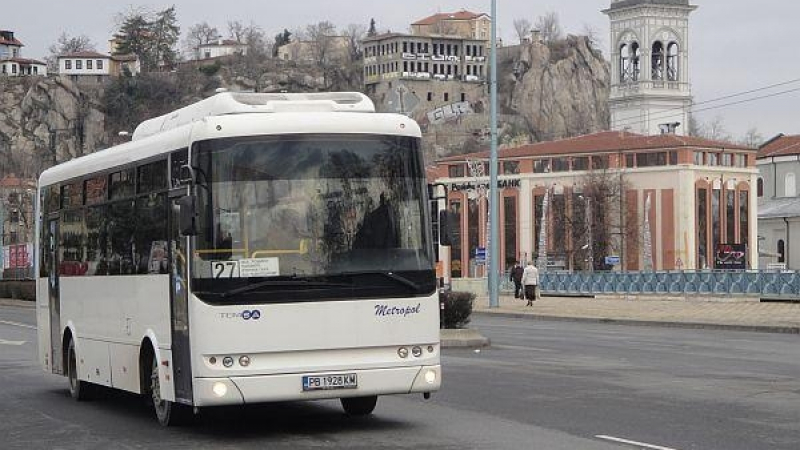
[[170, 149, 188, 188]]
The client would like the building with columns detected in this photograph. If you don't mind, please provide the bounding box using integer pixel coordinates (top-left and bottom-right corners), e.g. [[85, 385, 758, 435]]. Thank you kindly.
[[430, 132, 758, 276], [603, 0, 697, 136]]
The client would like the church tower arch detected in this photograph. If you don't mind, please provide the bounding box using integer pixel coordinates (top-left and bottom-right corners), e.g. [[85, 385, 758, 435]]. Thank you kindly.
[[604, 0, 697, 136]]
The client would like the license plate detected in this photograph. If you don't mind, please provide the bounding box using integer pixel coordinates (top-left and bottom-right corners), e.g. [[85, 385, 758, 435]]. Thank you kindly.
[[302, 373, 358, 391]]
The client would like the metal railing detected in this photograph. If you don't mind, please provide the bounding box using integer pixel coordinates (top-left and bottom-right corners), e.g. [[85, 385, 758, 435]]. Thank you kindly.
[[498, 270, 800, 298]]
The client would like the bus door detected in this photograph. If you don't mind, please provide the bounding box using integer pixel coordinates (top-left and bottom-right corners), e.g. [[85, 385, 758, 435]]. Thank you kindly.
[[47, 218, 63, 375], [168, 191, 193, 404]]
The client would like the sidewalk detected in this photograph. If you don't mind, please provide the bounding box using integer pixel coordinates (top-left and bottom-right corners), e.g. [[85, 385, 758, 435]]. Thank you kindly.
[[472, 294, 800, 334]]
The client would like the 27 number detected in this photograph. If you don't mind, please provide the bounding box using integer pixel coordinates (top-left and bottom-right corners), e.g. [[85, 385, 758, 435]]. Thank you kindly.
[[212, 261, 238, 278]]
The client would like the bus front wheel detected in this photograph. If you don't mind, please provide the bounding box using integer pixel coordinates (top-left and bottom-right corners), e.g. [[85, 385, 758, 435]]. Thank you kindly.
[[67, 339, 93, 401], [149, 355, 192, 426], [341, 395, 378, 416]]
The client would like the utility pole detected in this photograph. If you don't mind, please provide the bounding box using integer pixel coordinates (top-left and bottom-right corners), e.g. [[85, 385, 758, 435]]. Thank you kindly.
[[487, 0, 500, 308]]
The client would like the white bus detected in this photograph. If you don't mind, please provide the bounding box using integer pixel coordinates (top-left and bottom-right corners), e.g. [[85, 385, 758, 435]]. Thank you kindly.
[[36, 92, 441, 426]]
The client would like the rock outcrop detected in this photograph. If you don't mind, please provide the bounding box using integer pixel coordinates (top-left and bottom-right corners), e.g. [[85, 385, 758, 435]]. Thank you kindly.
[[0, 41, 610, 177], [0, 77, 106, 178], [501, 35, 610, 141]]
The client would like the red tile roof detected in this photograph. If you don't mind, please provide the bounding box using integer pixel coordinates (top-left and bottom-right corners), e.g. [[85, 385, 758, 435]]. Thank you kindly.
[[412, 10, 487, 25], [0, 36, 23, 47], [437, 131, 753, 162], [0, 57, 46, 65], [0, 174, 36, 188], [758, 135, 800, 158], [58, 51, 110, 59]]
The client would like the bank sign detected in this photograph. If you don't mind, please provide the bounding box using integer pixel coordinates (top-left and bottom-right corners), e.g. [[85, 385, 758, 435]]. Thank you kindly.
[[450, 179, 521, 192]]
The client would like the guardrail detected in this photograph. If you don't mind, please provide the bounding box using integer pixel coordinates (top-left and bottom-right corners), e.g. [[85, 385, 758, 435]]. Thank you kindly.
[[494, 270, 800, 298]]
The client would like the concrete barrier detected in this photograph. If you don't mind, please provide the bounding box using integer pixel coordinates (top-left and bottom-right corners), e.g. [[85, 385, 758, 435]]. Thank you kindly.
[[0, 280, 35, 301]]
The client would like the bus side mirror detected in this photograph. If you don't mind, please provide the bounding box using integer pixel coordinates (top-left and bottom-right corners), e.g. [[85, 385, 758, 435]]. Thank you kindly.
[[439, 210, 453, 246], [178, 196, 197, 236]]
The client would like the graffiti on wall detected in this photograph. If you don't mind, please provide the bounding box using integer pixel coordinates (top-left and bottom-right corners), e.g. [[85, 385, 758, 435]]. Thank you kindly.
[[426, 101, 474, 125]]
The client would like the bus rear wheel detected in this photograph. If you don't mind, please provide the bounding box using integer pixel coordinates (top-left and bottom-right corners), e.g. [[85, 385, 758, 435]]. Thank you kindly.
[[67, 339, 93, 401], [341, 395, 378, 416], [149, 355, 192, 426]]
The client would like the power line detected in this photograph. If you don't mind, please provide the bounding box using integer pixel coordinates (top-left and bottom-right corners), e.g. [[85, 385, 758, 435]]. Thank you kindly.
[[612, 76, 800, 128]]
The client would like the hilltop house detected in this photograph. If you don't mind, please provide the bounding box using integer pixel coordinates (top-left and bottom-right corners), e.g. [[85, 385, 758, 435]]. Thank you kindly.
[[0, 30, 47, 76], [196, 39, 248, 60]]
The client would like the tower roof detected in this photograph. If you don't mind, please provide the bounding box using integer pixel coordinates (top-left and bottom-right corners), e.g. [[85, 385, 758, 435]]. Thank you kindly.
[[607, 0, 693, 11]]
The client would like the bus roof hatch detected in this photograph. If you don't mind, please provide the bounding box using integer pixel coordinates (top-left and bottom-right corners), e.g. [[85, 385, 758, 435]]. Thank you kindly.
[[132, 92, 375, 141]]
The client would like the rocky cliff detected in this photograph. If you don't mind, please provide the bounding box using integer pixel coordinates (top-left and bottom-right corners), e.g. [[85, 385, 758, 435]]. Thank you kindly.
[[0, 41, 610, 179], [0, 77, 106, 178], [501, 35, 610, 142]]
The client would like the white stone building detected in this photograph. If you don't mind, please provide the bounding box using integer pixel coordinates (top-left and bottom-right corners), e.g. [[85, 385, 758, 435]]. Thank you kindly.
[[57, 52, 140, 79], [0, 30, 47, 77], [603, 0, 697, 136], [197, 39, 248, 60], [757, 135, 800, 269]]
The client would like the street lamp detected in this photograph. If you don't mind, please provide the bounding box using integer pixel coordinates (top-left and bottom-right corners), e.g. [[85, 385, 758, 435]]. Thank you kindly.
[[579, 195, 593, 272]]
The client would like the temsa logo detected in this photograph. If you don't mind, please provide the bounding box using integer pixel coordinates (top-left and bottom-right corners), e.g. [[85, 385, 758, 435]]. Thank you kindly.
[[218, 310, 262, 320]]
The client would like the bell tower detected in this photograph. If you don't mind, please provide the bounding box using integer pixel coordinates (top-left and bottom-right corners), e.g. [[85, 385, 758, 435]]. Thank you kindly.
[[604, 0, 697, 135]]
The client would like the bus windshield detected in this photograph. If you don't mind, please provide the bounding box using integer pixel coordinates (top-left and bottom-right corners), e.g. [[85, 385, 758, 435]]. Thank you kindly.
[[190, 134, 435, 303]]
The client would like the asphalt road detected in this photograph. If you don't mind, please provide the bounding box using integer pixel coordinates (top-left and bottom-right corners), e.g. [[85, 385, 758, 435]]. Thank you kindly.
[[1, 304, 799, 449]]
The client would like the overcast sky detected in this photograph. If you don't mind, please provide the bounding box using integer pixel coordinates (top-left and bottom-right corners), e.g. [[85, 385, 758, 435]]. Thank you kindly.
[[6, 0, 800, 140]]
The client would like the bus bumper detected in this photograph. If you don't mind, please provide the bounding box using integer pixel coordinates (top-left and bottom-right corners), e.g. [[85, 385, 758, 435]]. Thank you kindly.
[[193, 364, 441, 407]]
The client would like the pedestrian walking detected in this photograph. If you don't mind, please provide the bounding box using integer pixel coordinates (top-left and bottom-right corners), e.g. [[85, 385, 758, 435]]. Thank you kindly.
[[522, 261, 539, 306], [510, 262, 524, 299]]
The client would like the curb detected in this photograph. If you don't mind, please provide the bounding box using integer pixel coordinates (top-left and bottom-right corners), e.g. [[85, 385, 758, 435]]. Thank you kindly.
[[440, 328, 491, 348], [0, 298, 35, 309], [473, 311, 800, 335]]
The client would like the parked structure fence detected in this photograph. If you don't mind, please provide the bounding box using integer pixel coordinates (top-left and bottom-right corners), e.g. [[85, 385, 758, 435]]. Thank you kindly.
[[490, 270, 800, 298]]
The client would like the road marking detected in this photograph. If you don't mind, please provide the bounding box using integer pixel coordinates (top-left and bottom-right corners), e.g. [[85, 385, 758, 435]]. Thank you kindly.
[[492, 344, 555, 353], [595, 435, 680, 450], [0, 338, 26, 346], [0, 319, 36, 330]]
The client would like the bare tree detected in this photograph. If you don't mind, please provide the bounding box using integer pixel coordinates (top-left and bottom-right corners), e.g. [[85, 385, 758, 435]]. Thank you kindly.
[[344, 24, 366, 62], [739, 127, 764, 148], [535, 12, 563, 43], [576, 169, 638, 271], [227, 20, 246, 43], [704, 115, 733, 143], [183, 22, 220, 59], [581, 23, 602, 49], [306, 21, 337, 67], [513, 18, 532, 44], [47, 33, 96, 70]]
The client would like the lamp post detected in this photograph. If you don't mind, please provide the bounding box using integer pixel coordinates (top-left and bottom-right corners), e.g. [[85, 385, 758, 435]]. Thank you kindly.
[[487, 0, 500, 308], [579, 195, 593, 272]]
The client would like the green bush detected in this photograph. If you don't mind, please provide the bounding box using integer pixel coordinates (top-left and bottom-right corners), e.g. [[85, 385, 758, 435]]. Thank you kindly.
[[198, 61, 221, 77], [440, 290, 475, 329]]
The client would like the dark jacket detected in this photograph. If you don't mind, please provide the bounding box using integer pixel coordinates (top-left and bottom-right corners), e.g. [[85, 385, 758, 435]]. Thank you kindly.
[[510, 265, 524, 283]]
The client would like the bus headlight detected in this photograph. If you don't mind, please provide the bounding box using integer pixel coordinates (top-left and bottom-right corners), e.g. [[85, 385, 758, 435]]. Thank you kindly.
[[222, 356, 234, 368], [212, 382, 228, 397], [398, 347, 409, 358], [412, 346, 423, 358], [424, 369, 437, 384], [239, 355, 251, 367]]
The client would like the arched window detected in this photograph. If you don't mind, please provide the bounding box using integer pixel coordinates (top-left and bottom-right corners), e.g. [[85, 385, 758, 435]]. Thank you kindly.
[[757, 178, 764, 197], [652, 41, 664, 81], [620, 44, 629, 82], [667, 42, 679, 81], [778, 239, 785, 263], [785, 173, 796, 197], [631, 42, 641, 81]]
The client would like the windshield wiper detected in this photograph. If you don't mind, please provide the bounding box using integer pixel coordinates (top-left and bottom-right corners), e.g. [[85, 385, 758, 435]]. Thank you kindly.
[[338, 271, 422, 291], [219, 279, 352, 298]]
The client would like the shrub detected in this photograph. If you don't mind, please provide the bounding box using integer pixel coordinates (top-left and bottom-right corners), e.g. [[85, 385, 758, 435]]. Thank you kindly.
[[198, 61, 222, 77], [440, 290, 475, 329]]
